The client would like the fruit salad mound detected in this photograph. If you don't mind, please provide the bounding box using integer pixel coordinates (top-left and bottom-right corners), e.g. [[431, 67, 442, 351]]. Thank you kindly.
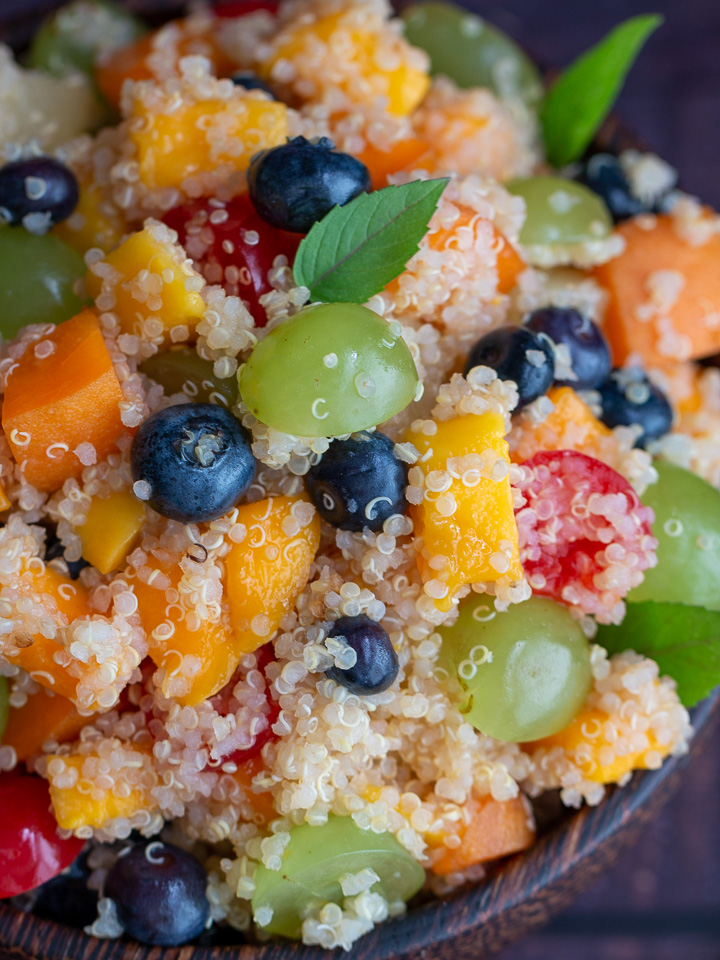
[[0, 0, 716, 952]]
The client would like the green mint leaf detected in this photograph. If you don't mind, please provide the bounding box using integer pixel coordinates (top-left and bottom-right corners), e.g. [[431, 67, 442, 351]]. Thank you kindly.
[[541, 14, 663, 167], [293, 178, 449, 304], [596, 601, 720, 708]]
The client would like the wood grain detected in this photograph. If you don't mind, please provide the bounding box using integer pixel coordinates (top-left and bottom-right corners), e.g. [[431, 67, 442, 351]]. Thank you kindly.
[[0, 2, 717, 959]]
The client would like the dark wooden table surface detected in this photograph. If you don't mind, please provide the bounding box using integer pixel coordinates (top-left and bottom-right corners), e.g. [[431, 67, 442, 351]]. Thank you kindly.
[[470, 2, 720, 957]]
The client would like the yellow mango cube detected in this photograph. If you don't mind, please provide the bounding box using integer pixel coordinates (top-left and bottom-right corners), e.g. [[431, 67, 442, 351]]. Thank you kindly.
[[131, 96, 288, 190], [85, 222, 205, 337], [260, 12, 429, 117], [407, 413, 523, 611], [80, 489, 146, 575], [48, 748, 157, 831], [226, 495, 321, 654], [53, 181, 125, 254], [533, 704, 672, 784], [0, 481, 11, 511]]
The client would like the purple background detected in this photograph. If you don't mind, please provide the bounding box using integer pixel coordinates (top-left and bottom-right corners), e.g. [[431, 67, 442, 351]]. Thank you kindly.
[[468, 3, 720, 957]]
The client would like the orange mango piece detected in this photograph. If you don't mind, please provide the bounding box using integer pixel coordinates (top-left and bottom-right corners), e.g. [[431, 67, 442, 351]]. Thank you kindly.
[[0, 481, 10, 512], [233, 754, 276, 827], [3, 687, 89, 763], [129, 95, 288, 191], [80, 489, 146, 575], [532, 704, 673, 784], [48, 747, 157, 831], [431, 795, 535, 875], [427, 209, 524, 294], [9, 566, 91, 701], [594, 213, 720, 366], [356, 137, 430, 190], [2, 309, 125, 493], [132, 564, 239, 707], [96, 21, 235, 110], [407, 413, 523, 612], [510, 386, 612, 464], [85, 225, 205, 338], [225, 495, 321, 655]]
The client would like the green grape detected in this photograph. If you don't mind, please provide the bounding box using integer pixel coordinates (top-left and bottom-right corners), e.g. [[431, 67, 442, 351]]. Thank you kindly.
[[506, 177, 613, 246], [439, 595, 592, 742], [0, 229, 87, 340], [628, 461, 720, 611], [251, 815, 425, 939], [140, 348, 238, 408], [0, 677, 8, 742], [28, 0, 146, 80], [401, 1, 543, 108], [238, 304, 419, 437]]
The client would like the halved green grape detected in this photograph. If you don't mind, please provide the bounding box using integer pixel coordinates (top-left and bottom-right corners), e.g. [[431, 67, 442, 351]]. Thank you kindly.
[[628, 461, 720, 611], [28, 0, 146, 80], [0, 229, 87, 339], [238, 304, 419, 437], [251, 815, 425, 939], [140, 348, 238, 408], [439, 595, 592, 742], [0, 677, 8, 742], [506, 176, 613, 246], [401, 1, 543, 108]]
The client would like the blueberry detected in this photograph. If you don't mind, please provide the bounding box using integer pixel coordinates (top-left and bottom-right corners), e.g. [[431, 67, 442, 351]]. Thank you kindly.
[[325, 615, 399, 695], [465, 326, 554, 409], [597, 369, 673, 447], [577, 154, 644, 222], [130, 403, 256, 524], [525, 306, 611, 390], [231, 72, 274, 96], [305, 431, 407, 533], [0, 157, 79, 229], [34, 875, 98, 929], [44, 526, 89, 580], [105, 842, 210, 946], [247, 136, 371, 233]]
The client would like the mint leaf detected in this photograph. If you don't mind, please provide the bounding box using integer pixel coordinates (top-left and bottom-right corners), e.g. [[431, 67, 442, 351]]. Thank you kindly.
[[293, 178, 449, 304], [541, 14, 663, 167], [596, 601, 720, 708]]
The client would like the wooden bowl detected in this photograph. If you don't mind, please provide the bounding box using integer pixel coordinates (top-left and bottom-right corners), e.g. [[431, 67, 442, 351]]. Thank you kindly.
[[1, 3, 717, 958]]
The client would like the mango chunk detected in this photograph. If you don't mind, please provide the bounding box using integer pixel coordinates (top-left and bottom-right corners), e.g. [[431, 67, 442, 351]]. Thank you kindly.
[[0, 481, 11, 512], [594, 213, 720, 366], [532, 704, 672, 784], [130, 95, 288, 190], [80, 489, 145, 575], [2, 309, 126, 492], [407, 413, 523, 611], [233, 754, 277, 827], [85, 223, 205, 338], [3, 687, 89, 762], [510, 386, 612, 463], [430, 795, 535, 875], [53, 181, 126, 255], [226, 495, 321, 655], [132, 563, 239, 706], [47, 746, 157, 831]]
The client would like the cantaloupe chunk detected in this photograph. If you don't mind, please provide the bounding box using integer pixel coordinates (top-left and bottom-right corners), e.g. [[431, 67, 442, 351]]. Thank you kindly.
[[9, 566, 92, 701], [427, 209, 525, 294], [132, 563, 239, 707], [407, 413, 523, 612], [356, 136, 430, 190], [130, 94, 288, 191], [234, 754, 276, 827], [510, 386, 612, 463], [3, 687, 89, 763], [85, 223, 205, 338], [225, 496, 321, 655], [0, 482, 10, 512], [532, 703, 673, 784], [594, 214, 720, 366], [48, 746, 157, 831], [80, 489, 146, 575], [2, 309, 126, 492], [430, 795, 535, 875]]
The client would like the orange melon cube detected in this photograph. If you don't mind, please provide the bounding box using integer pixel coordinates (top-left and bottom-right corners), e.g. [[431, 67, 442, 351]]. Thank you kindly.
[[2, 309, 126, 492], [430, 795, 535, 875], [3, 687, 89, 763], [510, 386, 612, 464]]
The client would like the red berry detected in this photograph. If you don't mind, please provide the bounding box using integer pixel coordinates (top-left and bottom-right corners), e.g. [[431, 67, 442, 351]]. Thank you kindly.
[[163, 194, 301, 326], [515, 449, 657, 624], [215, 0, 278, 16], [210, 643, 279, 765]]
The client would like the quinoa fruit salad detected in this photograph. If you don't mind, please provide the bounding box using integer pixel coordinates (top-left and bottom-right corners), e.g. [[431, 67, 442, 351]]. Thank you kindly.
[[0, 0, 719, 951]]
